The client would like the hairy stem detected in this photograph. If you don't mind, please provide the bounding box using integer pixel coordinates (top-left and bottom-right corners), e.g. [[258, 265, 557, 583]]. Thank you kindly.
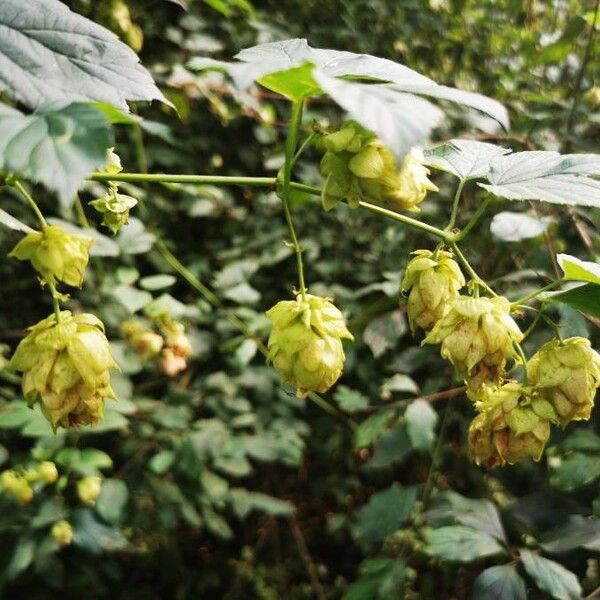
[[511, 278, 564, 307], [445, 179, 466, 230], [47, 280, 62, 324], [455, 197, 491, 241], [280, 99, 307, 299], [11, 179, 47, 228], [449, 241, 497, 296]]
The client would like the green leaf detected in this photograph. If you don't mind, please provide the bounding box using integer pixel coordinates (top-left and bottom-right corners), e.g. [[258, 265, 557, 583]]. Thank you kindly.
[[6, 536, 36, 580], [471, 565, 527, 600], [343, 558, 406, 600], [479, 151, 600, 207], [557, 254, 600, 285], [425, 526, 505, 562], [380, 374, 419, 398], [549, 284, 600, 319], [490, 211, 550, 242], [520, 549, 582, 600], [139, 274, 176, 290], [117, 218, 156, 254], [393, 85, 509, 130], [351, 483, 418, 544], [148, 450, 175, 474], [313, 71, 443, 161], [334, 385, 370, 413], [72, 508, 128, 554], [258, 63, 321, 101], [0, 208, 33, 233], [0, 0, 165, 110], [354, 410, 393, 449], [0, 102, 113, 207], [229, 488, 295, 518], [365, 426, 412, 469], [423, 139, 511, 180], [405, 399, 438, 451], [363, 310, 407, 358], [541, 515, 600, 554], [96, 479, 128, 525], [550, 452, 600, 491], [111, 285, 153, 313], [77, 448, 113, 474]]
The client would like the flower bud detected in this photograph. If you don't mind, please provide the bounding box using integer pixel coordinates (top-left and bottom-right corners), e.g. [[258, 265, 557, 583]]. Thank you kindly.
[[10, 225, 93, 287], [266, 294, 354, 396], [423, 296, 523, 377], [105, 148, 123, 175], [160, 348, 187, 377], [527, 337, 600, 427], [584, 87, 600, 109], [467, 381, 555, 467], [1, 470, 33, 504], [90, 193, 137, 235], [383, 148, 438, 212], [161, 321, 192, 359], [401, 250, 465, 332], [77, 475, 102, 504], [8, 311, 118, 429], [52, 520, 73, 546], [37, 461, 59, 484], [134, 331, 165, 360]]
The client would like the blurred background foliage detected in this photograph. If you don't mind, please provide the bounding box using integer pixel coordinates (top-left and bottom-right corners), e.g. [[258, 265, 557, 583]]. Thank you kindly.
[[0, 0, 599, 598]]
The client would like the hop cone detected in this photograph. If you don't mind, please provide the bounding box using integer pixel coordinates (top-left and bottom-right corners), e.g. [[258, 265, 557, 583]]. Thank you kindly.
[[266, 294, 354, 396], [52, 520, 73, 546], [527, 337, 600, 427], [10, 225, 93, 287], [467, 381, 556, 467], [9, 311, 118, 429], [90, 192, 137, 235], [318, 122, 437, 212], [401, 250, 465, 332], [423, 296, 523, 377]]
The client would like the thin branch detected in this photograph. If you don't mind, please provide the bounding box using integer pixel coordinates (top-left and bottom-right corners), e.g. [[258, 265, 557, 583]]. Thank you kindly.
[[362, 386, 466, 413], [289, 517, 326, 600]]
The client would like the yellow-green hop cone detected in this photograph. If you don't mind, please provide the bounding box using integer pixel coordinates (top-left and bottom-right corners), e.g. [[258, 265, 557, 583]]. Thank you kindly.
[[266, 294, 354, 396], [0, 470, 33, 504], [8, 311, 118, 429], [105, 147, 123, 174], [10, 225, 93, 287], [527, 337, 600, 427], [37, 461, 59, 484], [401, 250, 465, 332], [52, 520, 73, 546], [584, 87, 600, 109], [90, 193, 137, 235], [423, 296, 523, 378], [467, 381, 555, 467], [77, 475, 102, 504], [383, 148, 438, 212]]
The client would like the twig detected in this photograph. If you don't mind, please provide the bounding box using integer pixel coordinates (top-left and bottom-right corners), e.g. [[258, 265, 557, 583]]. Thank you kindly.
[[289, 517, 326, 600], [362, 386, 466, 413]]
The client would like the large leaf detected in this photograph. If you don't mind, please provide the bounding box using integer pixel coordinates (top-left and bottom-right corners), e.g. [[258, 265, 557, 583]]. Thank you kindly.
[[315, 72, 444, 162], [0, 102, 112, 207], [471, 565, 527, 600], [557, 254, 600, 285], [541, 515, 600, 554], [424, 525, 505, 562], [393, 85, 509, 130], [490, 211, 550, 241], [520, 549, 582, 600], [351, 483, 418, 544], [424, 139, 512, 180], [549, 284, 600, 319], [405, 399, 438, 451], [0, 0, 165, 110], [479, 151, 600, 207], [550, 452, 600, 491], [0, 207, 33, 233]]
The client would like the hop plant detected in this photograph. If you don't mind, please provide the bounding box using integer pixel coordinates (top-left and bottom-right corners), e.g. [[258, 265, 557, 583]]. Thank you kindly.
[[90, 192, 137, 235], [0, 470, 33, 504], [401, 249, 465, 332], [423, 296, 523, 378], [121, 320, 164, 360], [8, 311, 118, 429], [527, 337, 600, 427], [51, 520, 73, 546], [584, 86, 600, 108], [467, 381, 556, 467], [10, 225, 93, 287], [37, 461, 59, 484], [318, 122, 437, 212], [266, 294, 354, 396], [77, 475, 103, 505]]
